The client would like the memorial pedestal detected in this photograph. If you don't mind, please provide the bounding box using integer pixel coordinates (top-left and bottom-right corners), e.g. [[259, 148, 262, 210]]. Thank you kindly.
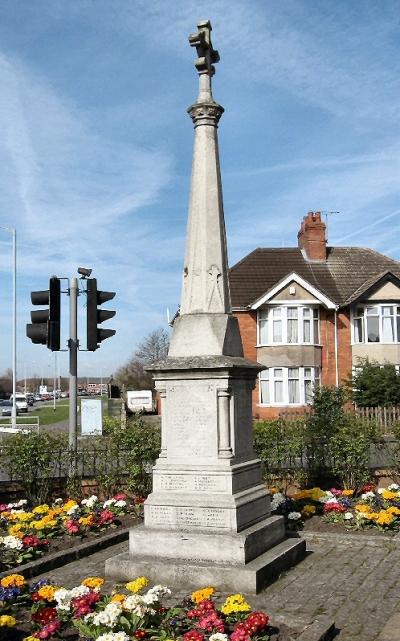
[[106, 357, 306, 592]]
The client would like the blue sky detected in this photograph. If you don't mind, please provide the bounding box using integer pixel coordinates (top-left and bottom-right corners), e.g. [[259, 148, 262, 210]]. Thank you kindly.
[[0, 0, 399, 380]]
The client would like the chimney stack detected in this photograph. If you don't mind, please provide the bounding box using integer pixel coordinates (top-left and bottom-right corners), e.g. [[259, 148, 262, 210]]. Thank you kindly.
[[298, 211, 327, 262]]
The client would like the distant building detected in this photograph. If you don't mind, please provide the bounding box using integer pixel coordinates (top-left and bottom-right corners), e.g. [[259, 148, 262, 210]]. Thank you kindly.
[[230, 211, 400, 418]]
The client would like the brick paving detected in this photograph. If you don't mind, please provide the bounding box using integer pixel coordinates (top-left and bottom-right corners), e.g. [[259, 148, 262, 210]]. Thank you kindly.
[[33, 536, 400, 641]]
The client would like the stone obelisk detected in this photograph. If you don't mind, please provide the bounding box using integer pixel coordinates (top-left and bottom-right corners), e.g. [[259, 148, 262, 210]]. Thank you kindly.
[[106, 20, 305, 593]]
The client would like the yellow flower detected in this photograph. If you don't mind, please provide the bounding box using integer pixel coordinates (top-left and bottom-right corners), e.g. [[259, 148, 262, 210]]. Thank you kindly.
[[355, 504, 371, 513], [62, 500, 78, 512], [82, 577, 105, 589], [33, 504, 49, 514], [376, 512, 394, 526], [8, 525, 24, 538], [0, 615, 16, 627], [111, 593, 126, 603], [191, 587, 215, 603], [79, 516, 94, 527], [0, 574, 25, 588], [382, 490, 398, 500], [16, 512, 34, 522], [386, 506, 400, 516], [37, 585, 59, 601], [342, 489, 354, 496], [126, 576, 149, 593], [24, 637, 38, 641], [221, 593, 251, 615], [302, 504, 316, 517], [269, 487, 279, 495]]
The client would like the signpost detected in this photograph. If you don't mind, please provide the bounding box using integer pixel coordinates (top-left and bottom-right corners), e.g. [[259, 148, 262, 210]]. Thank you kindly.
[[81, 398, 102, 436]]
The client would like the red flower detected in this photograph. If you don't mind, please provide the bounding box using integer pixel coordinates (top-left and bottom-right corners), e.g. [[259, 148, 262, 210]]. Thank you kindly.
[[197, 612, 224, 633], [114, 493, 126, 501], [36, 620, 61, 639], [23, 535, 48, 549], [183, 632, 205, 641], [134, 631, 147, 639], [362, 483, 375, 493], [65, 519, 80, 534], [97, 509, 115, 525], [323, 502, 345, 514], [32, 607, 58, 624]]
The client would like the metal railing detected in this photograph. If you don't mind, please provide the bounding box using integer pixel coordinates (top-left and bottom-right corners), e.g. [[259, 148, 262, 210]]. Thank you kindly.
[[0, 416, 40, 434]]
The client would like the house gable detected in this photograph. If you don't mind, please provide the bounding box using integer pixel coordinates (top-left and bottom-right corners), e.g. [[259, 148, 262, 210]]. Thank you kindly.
[[250, 272, 337, 310]]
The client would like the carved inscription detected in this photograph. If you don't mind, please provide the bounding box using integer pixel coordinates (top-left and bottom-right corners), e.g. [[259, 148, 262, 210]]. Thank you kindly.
[[167, 383, 216, 457], [158, 475, 190, 491], [155, 474, 226, 492], [147, 505, 229, 529]]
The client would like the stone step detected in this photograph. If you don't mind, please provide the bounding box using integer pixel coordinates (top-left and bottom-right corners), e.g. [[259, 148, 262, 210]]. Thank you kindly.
[[105, 536, 306, 594]]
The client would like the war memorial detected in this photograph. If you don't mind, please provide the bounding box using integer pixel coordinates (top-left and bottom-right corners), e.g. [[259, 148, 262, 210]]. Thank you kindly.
[[106, 20, 305, 593]]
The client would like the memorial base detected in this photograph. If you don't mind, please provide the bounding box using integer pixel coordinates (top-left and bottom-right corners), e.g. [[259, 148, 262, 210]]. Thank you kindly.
[[105, 516, 306, 593], [105, 536, 306, 594]]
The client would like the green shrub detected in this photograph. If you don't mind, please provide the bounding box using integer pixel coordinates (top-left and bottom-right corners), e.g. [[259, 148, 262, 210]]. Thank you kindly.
[[0, 432, 67, 505], [253, 419, 308, 490], [329, 416, 381, 490]]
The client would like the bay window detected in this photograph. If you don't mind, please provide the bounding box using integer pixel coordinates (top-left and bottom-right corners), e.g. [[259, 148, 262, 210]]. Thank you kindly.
[[259, 366, 320, 405], [257, 306, 320, 345], [352, 305, 400, 343]]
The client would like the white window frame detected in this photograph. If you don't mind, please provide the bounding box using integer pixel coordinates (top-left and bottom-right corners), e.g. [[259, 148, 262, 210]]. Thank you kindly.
[[257, 305, 320, 346], [351, 304, 400, 345], [259, 366, 320, 406]]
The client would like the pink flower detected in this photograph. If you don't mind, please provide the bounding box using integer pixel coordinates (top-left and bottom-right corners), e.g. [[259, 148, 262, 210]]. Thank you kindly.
[[183, 632, 205, 641], [98, 509, 115, 525], [36, 620, 61, 639], [65, 519, 80, 534], [330, 488, 343, 496], [0, 504, 8, 512], [114, 493, 126, 501]]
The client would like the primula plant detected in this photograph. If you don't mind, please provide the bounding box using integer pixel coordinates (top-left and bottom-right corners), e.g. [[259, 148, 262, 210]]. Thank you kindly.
[[269, 483, 400, 532], [0, 573, 272, 641], [0, 494, 136, 571]]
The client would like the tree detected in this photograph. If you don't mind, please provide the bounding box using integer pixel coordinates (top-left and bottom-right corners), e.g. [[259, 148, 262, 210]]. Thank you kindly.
[[114, 328, 169, 390], [0, 368, 13, 397], [350, 359, 400, 407]]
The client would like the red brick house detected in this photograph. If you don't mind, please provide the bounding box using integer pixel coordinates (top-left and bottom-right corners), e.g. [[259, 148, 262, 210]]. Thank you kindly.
[[230, 211, 400, 419]]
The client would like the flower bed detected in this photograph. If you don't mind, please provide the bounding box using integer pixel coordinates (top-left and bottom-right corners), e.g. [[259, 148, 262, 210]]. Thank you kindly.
[[0, 573, 283, 641], [270, 483, 400, 533], [0, 495, 141, 572]]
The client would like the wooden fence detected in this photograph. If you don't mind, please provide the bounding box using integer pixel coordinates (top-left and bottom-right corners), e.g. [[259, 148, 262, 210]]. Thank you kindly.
[[278, 405, 400, 432]]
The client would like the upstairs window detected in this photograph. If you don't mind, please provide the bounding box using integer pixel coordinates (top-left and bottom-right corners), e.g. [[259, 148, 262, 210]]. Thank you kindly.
[[257, 306, 320, 345], [352, 305, 400, 343]]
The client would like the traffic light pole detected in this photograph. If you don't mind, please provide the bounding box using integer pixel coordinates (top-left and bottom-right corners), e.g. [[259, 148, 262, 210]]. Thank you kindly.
[[68, 277, 78, 477]]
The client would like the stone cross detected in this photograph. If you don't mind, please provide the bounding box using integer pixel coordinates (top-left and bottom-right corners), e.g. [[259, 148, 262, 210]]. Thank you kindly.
[[189, 20, 220, 76]]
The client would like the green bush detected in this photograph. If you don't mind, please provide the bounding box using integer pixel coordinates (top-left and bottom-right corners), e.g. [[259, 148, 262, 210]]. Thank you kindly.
[[329, 416, 381, 490], [0, 432, 67, 505], [349, 358, 400, 407], [253, 418, 308, 490]]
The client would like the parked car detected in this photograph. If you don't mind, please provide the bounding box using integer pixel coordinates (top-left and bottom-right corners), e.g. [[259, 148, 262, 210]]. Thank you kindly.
[[1, 400, 21, 416], [34, 394, 42, 402], [26, 394, 35, 406], [9, 393, 28, 413]]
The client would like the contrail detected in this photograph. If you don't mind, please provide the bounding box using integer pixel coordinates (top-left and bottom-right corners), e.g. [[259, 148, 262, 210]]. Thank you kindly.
[[335, 209, 400, 243]]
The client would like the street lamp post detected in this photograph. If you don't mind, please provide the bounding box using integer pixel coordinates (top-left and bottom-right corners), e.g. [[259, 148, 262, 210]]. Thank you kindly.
[[1, 226, 17, 428]]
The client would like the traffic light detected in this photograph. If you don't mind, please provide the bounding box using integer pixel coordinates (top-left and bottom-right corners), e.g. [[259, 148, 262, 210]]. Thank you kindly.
[[26, 276, 61, 350], [86, 278, 116, 351]]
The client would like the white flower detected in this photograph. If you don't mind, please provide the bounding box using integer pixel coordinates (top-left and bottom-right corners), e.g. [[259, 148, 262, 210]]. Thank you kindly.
[[114, 500, 126, 508], [67, 504, 80, 515], [0, 535, 23, 550], [17, 499, 27, 507], [103, 499, 116, 508], [54, 585, 90, 611], [377, 488, 384, 494], [388, 484, 399, 491], [361, 491, 375, 500], [344, 512, 354, 520], [210, 635, 228, 641], [325, 498, 339, 505], [271, 492, 286, 510], [54, 498, 63, 504], [123, 594, 148, 616], [96, 633, 130, 641], [84, 495, 98, 508], [288, 511, 302, 520], [319, 491, 334, 503], [145, 585, 171, 599]]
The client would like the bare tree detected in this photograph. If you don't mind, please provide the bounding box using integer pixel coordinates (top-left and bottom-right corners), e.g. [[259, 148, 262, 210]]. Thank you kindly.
[[114, 328, 169, 390]]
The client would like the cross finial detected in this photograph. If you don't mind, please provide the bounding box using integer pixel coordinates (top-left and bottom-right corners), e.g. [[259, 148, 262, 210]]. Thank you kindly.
[[189, 20, 220, 77]]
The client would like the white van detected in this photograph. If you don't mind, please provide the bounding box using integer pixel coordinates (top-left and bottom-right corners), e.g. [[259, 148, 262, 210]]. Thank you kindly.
[[126, 390, 155, 414], [9, 393, 28, 413]]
